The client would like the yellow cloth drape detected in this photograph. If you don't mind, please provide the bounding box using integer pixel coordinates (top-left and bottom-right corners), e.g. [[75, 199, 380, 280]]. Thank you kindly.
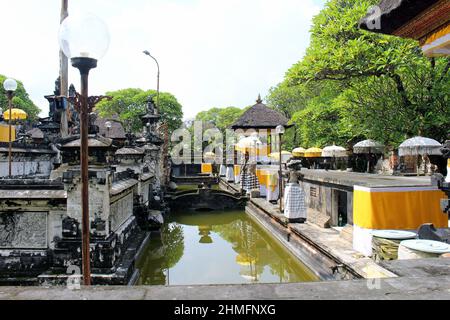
[[0, 125, 16, 143], [256, 169, 278, 192], [266, 171, 279, 192], [422, 23, 450, 57], [423, 23, 450, 45], [201, 163, 212, 174], [353, 186, 447, 230], [234, 165, 241, 176]]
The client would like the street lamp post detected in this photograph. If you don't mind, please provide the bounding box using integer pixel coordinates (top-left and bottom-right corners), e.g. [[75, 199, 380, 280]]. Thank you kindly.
[[143, 50, 160, 114], [276, 125, 285, 213], [59, 12, 110, 286], [3, 78, 17, 177]]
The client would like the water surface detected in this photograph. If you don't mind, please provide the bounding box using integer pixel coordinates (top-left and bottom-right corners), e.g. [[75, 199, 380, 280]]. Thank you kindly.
[[136, 210, 318, 286]]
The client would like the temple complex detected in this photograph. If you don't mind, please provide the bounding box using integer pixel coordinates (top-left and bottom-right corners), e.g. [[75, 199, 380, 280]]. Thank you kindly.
[[0, 83, 166, 285]]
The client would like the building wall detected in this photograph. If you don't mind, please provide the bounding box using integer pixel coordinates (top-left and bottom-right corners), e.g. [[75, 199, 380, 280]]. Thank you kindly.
[[0, 152, 54, 177], [301, 180, 353, 227]]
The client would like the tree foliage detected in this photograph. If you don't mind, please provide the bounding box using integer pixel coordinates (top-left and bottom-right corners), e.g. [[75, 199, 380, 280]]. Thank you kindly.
[[195, 106, 245, 132], [96, 88, 183, 133], [0, 74, 41, 120], [267, 0, 450, 150]]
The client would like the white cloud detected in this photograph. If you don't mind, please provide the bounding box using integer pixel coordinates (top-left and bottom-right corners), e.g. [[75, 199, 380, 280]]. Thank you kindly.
[[0, 0, 323, 120]]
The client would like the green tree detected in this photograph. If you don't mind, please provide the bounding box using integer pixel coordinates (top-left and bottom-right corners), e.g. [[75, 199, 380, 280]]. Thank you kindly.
[[195, 106, 244, 132], [96, 88, 183, 133], [0, 74, 40, 120], [268, 0, 450, 149]]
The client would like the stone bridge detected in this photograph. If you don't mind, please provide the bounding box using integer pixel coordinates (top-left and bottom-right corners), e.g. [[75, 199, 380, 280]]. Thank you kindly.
[[168, 187, 247, 211]]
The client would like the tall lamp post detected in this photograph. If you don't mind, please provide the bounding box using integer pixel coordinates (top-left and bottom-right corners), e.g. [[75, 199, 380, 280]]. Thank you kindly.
[[3, 78, 17, 177], [276, 125, 285, 213], [59, 12, 110, 286], [143, 50, 160, 114]]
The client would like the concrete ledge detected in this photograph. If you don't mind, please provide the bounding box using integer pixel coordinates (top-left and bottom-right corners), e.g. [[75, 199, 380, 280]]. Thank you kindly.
[[0, 275, 449, 300], [248, 198, 397, 280]]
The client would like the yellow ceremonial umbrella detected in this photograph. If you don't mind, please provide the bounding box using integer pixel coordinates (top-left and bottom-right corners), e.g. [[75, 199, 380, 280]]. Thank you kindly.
[[269, 151, 292, 160], [304, 147, 323, 158], [292, 147, 306, 157], [3, 108, 27, 120]]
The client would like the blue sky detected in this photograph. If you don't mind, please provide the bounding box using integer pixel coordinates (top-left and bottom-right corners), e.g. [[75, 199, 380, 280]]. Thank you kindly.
[[0, 0, 326, 119]]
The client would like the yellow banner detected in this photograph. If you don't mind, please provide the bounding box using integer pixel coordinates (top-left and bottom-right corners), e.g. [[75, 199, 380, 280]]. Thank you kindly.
[[353, 186, 447, 230]]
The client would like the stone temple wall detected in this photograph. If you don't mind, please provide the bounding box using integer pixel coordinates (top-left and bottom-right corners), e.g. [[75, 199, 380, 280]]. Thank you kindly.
[[0, 149, 55, 178]]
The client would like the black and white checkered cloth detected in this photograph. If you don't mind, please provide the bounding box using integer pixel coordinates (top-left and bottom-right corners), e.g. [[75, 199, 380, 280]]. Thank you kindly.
[[284, 183, 307, 219], [240, 172, 260, 193]]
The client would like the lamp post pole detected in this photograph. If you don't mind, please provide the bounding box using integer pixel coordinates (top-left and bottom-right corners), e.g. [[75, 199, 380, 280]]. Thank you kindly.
[[279, 133, 283, 213], [3, 79, 17, 178], [276, 125, 285, 213], [59, 11, 110, 286], [143, 50, 160, 114], [7, 92, 13, 177], [73, 57, 98, 286], [59, 0, 69, 137]]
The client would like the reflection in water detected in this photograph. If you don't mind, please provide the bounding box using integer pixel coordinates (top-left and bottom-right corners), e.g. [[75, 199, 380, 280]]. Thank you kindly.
[[198, 226, 213, 244], [136, 211, 318, 286]]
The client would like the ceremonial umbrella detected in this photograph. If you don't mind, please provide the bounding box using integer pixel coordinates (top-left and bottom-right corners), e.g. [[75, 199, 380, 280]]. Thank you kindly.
[[235, 133, 262, 154], [399, 136, 442, 176], [322, 145, 347, 170], [269, 151, 292, 163], [3, 108, 27, 120], [353, 139, 384, 173], [322, 145, 347, 157], [353, 139, 384, 154], [398, 136, 442, 156], [292, 147, 306, 157], [304, 147, 323, 158]]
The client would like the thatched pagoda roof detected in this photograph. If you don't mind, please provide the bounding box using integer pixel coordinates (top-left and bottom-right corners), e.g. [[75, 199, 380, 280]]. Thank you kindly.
[[231, 95, 291, 130], [359, 0, 444, 39]]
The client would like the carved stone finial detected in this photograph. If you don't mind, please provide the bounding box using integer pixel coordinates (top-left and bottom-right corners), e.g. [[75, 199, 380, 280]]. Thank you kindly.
[[54, 77, 61, 96], [69, 84, 76, 97], [256, 94, 262, 104], [147, 95, 156, 114]]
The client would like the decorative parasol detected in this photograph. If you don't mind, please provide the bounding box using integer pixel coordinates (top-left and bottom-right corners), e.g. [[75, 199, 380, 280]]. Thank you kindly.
[[322, 145, 347, 157], [204, 151, 216, 164], [353, 139, 384, 154], [3, 108, 27, 120], [292, 147, 306, 157], [398, 136, 442, 157], [235, 133, 262, 154], [269, 151, 292, 162], [304, 147, 323, 158], [353, 139, 384, 173]]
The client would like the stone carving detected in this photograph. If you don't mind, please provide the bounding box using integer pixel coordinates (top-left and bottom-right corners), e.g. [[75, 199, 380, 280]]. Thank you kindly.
[[109, 193, 134, 232], [0, 212, 47, 249], [54, 77, 61, 96], [147, 95, 156, 115]]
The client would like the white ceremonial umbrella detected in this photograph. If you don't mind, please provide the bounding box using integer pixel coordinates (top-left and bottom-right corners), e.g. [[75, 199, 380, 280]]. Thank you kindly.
[[353, 139, 384, 173], [322, 145, 347, 157], [398, 136, 442, 157], [353, 139, 384, 154]]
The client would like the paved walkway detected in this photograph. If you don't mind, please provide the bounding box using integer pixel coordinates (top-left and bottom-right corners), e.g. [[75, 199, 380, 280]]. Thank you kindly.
[[0, 273, 448, 300]]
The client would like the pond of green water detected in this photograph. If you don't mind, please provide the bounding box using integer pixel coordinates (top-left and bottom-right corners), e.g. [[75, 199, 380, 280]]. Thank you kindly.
[[136, 210, 319, 286]]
